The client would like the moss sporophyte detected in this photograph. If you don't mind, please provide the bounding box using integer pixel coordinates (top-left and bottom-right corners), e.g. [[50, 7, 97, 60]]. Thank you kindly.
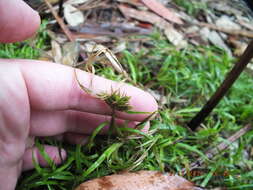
[[74, 43, 145, 113], [97, 91, 132, 112]]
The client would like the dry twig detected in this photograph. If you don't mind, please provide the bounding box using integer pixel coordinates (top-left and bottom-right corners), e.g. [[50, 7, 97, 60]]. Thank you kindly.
[[183, 124, 252, 175], [44, 0, 75, 42], [196, 22, 253, 39]]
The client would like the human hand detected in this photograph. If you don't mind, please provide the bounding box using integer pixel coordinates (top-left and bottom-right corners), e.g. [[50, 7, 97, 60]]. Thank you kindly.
[[0, 0, 158, 190]]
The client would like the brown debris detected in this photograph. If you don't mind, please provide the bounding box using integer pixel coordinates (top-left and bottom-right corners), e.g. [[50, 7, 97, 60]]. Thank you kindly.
[[40, 0, 252, 56], [44, 0, 75, 42], [118, 4, 187, 47]]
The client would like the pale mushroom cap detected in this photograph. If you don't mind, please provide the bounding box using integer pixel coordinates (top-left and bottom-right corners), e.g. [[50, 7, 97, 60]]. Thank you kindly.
[[75, 170, 198, 190]]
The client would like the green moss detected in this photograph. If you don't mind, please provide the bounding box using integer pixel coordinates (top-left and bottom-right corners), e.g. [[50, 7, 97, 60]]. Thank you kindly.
[[17, 31, 253, 189]]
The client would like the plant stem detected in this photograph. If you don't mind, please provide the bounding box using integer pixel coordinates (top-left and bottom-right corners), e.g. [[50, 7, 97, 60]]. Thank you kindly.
[[188, 40, 253, 130]]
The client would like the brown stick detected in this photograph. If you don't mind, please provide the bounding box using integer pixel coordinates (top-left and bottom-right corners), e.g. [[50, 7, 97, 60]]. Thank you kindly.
[[196, 22, 253, 38], [44, 0, 75, 42], [58, 0, 64, 17], [182, 124, 252, 174], [188, 40, 253, 130], [204, 124, 251, 159]]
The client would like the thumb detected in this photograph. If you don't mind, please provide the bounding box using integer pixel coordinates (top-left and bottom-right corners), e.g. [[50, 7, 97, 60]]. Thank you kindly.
[[0, 0, 41, 43], [22, 145, 67, 171]]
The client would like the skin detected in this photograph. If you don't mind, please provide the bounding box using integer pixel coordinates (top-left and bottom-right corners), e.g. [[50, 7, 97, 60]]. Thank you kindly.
[[0, 1, 158, 190]]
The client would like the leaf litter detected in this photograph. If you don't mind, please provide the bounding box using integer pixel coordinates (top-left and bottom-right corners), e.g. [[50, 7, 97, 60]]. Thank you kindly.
[[17, 0, 253, 189]]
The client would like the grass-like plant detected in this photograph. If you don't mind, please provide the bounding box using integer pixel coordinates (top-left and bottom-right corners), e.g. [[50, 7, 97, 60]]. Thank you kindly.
[[13, 30, 253, 189]]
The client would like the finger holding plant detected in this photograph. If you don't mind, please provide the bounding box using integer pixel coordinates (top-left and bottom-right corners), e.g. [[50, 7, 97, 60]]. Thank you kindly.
[[74, 43, 158, 128]]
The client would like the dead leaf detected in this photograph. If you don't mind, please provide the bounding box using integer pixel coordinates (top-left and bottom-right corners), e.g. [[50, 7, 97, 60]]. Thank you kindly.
[[75, 170, 199, 190], [116, 0, 144, 7], [113, 41, 126, 53], [62, 42, 80, 66], [177, 10, 198, 24], [200, 27, 232, 56], [215, 15, 241, 31], [209, 2, 243, 17], [236, 16, 253, 31], [44, 0, 75, 41], [64, 4, 84, 27], [47, 30, 68, 44], [82, 42, 127, 75], [185, 26, 200, 34], [38, 50, 54, 62], [73, 33, 112, 43], [141, 0, 183, 24], [83, 42, 105, 53], [65, 0, 89, 5], [164, 26, 187, 48], [70, 22, 151, 37], [118, 5, 187, 48], [197, 22, 253, 39], [119, 5, 165, 26], [51, 40, 62, 63]]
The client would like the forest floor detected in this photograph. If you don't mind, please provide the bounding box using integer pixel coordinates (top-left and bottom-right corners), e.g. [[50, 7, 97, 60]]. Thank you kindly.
[[1, 0, 253, 189]]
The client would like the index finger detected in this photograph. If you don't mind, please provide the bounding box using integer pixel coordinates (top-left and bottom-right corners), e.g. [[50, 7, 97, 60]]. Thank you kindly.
[[16, 60, 158, 121], [0, 0, 40, 43]]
